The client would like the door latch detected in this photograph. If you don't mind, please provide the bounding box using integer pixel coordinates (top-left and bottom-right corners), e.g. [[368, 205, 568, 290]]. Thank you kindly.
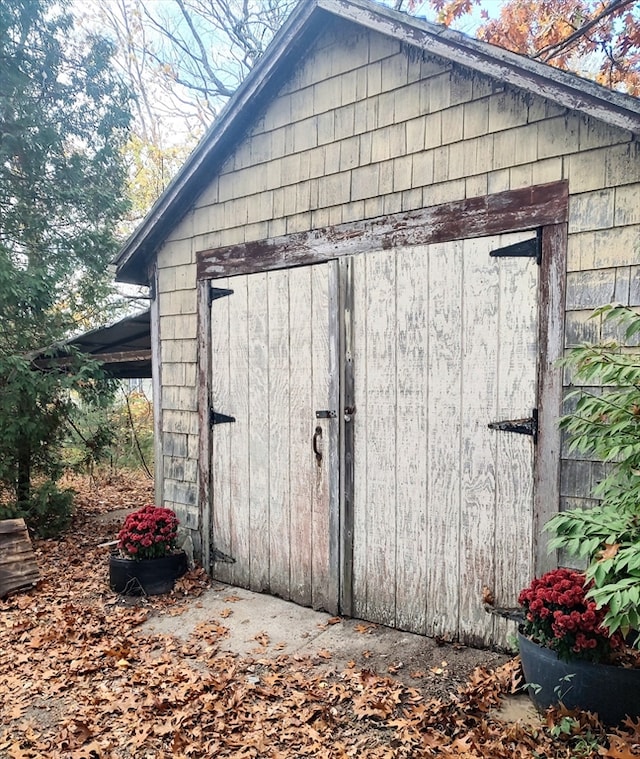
[[315, 410, 336, 419]]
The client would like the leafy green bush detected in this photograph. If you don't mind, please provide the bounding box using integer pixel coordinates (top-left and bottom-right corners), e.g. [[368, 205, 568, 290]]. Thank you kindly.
[[546, 305, 640, 645], [1, 480, 74, 538]]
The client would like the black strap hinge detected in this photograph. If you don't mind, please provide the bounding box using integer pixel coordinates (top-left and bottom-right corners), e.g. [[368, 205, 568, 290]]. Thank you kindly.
[[488, 409, 538, 444], [212, 548, 236, 564], [490, 234, 541, 265], [210, 286, 234, 303], [210, 409, 236, 426]]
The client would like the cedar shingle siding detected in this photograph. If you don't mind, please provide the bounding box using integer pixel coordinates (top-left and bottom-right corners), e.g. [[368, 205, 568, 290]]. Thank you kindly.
[[155, 19, 639, 538]]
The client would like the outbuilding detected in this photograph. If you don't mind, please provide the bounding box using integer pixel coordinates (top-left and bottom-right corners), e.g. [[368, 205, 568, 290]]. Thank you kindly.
[[114, 0, 640, 647]]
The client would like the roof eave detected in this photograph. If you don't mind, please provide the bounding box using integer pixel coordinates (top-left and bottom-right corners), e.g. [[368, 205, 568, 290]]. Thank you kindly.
[[325, 0, 640, 134]]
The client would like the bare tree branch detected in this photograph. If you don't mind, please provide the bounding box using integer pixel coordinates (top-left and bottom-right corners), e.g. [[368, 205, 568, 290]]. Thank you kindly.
[[532, 0, 635, 62]]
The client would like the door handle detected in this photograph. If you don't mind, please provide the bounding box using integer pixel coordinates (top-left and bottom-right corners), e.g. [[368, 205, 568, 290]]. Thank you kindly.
[[312, 426, 323, 465]]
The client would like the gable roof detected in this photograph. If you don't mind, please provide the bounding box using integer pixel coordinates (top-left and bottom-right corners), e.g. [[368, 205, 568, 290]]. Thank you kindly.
[[114, 0, 640, 285]]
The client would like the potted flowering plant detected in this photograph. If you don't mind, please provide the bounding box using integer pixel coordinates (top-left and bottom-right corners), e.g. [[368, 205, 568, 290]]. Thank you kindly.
[[519, 568, 623, 663], [118, 505, 179, 559], [109, 505, 188, 596], [517, 568, 639, 726]]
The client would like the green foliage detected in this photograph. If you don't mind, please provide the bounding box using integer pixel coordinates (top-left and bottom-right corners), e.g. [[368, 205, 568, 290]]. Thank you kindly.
[[64, 386, 154, 475], [546, 712, 600, 758], [559, 304, 640, 509], [2, 480, 74, 538], [546, 304, 640, 646], [0, 0, 132, 531]]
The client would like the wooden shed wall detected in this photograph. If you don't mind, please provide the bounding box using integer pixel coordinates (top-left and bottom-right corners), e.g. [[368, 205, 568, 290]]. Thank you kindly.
[[153, 17, 640, 556]]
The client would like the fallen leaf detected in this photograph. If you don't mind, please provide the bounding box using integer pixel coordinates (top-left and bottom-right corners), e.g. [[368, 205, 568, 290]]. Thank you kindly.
[[254, 631, 270, 647], [482, 585, 495, 605], [2, 471, 615, 759], [599, 543, 621, 561]]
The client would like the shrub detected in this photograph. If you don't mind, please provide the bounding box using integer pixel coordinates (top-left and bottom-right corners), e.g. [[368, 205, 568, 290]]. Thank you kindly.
[[546, 304, 640, 646], [1, 480, 74, 538]]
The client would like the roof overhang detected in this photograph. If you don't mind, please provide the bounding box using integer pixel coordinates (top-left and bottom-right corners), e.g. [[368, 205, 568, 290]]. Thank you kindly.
[[113, 0, 640, 286], [33, 310, 152, 379]]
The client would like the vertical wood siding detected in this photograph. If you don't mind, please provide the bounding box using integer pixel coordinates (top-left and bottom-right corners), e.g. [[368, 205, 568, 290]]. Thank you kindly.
[[351, 232, 538, 645], [209, 264, 338, 611]]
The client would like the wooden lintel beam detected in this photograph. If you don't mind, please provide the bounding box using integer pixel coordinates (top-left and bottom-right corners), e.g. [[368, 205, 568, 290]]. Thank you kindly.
[[197, 181, 569, 280]]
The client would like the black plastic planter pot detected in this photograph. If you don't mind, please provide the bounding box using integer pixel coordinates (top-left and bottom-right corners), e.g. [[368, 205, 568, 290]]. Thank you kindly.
[[518, 631, 640, 726], [109, 551, 188, 596]]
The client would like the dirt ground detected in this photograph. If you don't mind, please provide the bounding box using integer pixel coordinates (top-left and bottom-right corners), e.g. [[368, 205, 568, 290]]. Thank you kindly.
[[1, 473, 638, 758]]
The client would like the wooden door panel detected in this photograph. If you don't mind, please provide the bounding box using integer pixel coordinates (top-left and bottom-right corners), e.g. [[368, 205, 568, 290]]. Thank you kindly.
[[494, 243, 539, 643], [425, 241, 464, 640], [227, 276, 251, 590], [458, 236, 503, 646], [351, 233, 538, 645], [394, 246, 429, 633], [246, 273, 270, 593], [267, 270, 291, 599], [209, 263, 337, 611], [210, 276, 233, 586], [288, 266, 314, 607], [310, 263, 333, 611]]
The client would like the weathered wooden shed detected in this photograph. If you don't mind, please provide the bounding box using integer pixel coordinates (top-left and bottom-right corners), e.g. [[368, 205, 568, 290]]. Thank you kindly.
[[114, 0, 640, 647]]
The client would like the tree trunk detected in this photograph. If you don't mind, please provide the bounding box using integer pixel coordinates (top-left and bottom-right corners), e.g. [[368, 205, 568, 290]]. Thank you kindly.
[[16, 437, 31, 505], [16, 394, 32, 505]]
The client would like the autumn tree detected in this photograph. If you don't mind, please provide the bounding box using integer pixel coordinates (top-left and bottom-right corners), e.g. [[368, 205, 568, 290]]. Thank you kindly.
[[428, 0, 640, 95], [0, 0, 131, 532], [77, 0, 199, 228], [81, 0, 296, 225]]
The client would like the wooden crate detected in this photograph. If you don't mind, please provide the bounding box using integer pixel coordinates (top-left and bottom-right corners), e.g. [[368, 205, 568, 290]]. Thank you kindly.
[[0, 518, 40, 597]]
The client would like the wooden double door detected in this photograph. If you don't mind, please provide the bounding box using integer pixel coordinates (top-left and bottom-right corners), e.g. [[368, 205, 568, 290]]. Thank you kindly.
[[208, 231, 539, 645]]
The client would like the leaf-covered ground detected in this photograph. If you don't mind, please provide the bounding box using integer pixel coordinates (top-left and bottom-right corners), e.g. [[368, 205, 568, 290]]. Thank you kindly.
[[2, 473, 640, 758]]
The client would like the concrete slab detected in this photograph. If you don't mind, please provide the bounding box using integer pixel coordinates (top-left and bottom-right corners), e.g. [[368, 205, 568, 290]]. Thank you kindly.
[[144, 583, 336, 658], [142, 582, 511, 700]]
